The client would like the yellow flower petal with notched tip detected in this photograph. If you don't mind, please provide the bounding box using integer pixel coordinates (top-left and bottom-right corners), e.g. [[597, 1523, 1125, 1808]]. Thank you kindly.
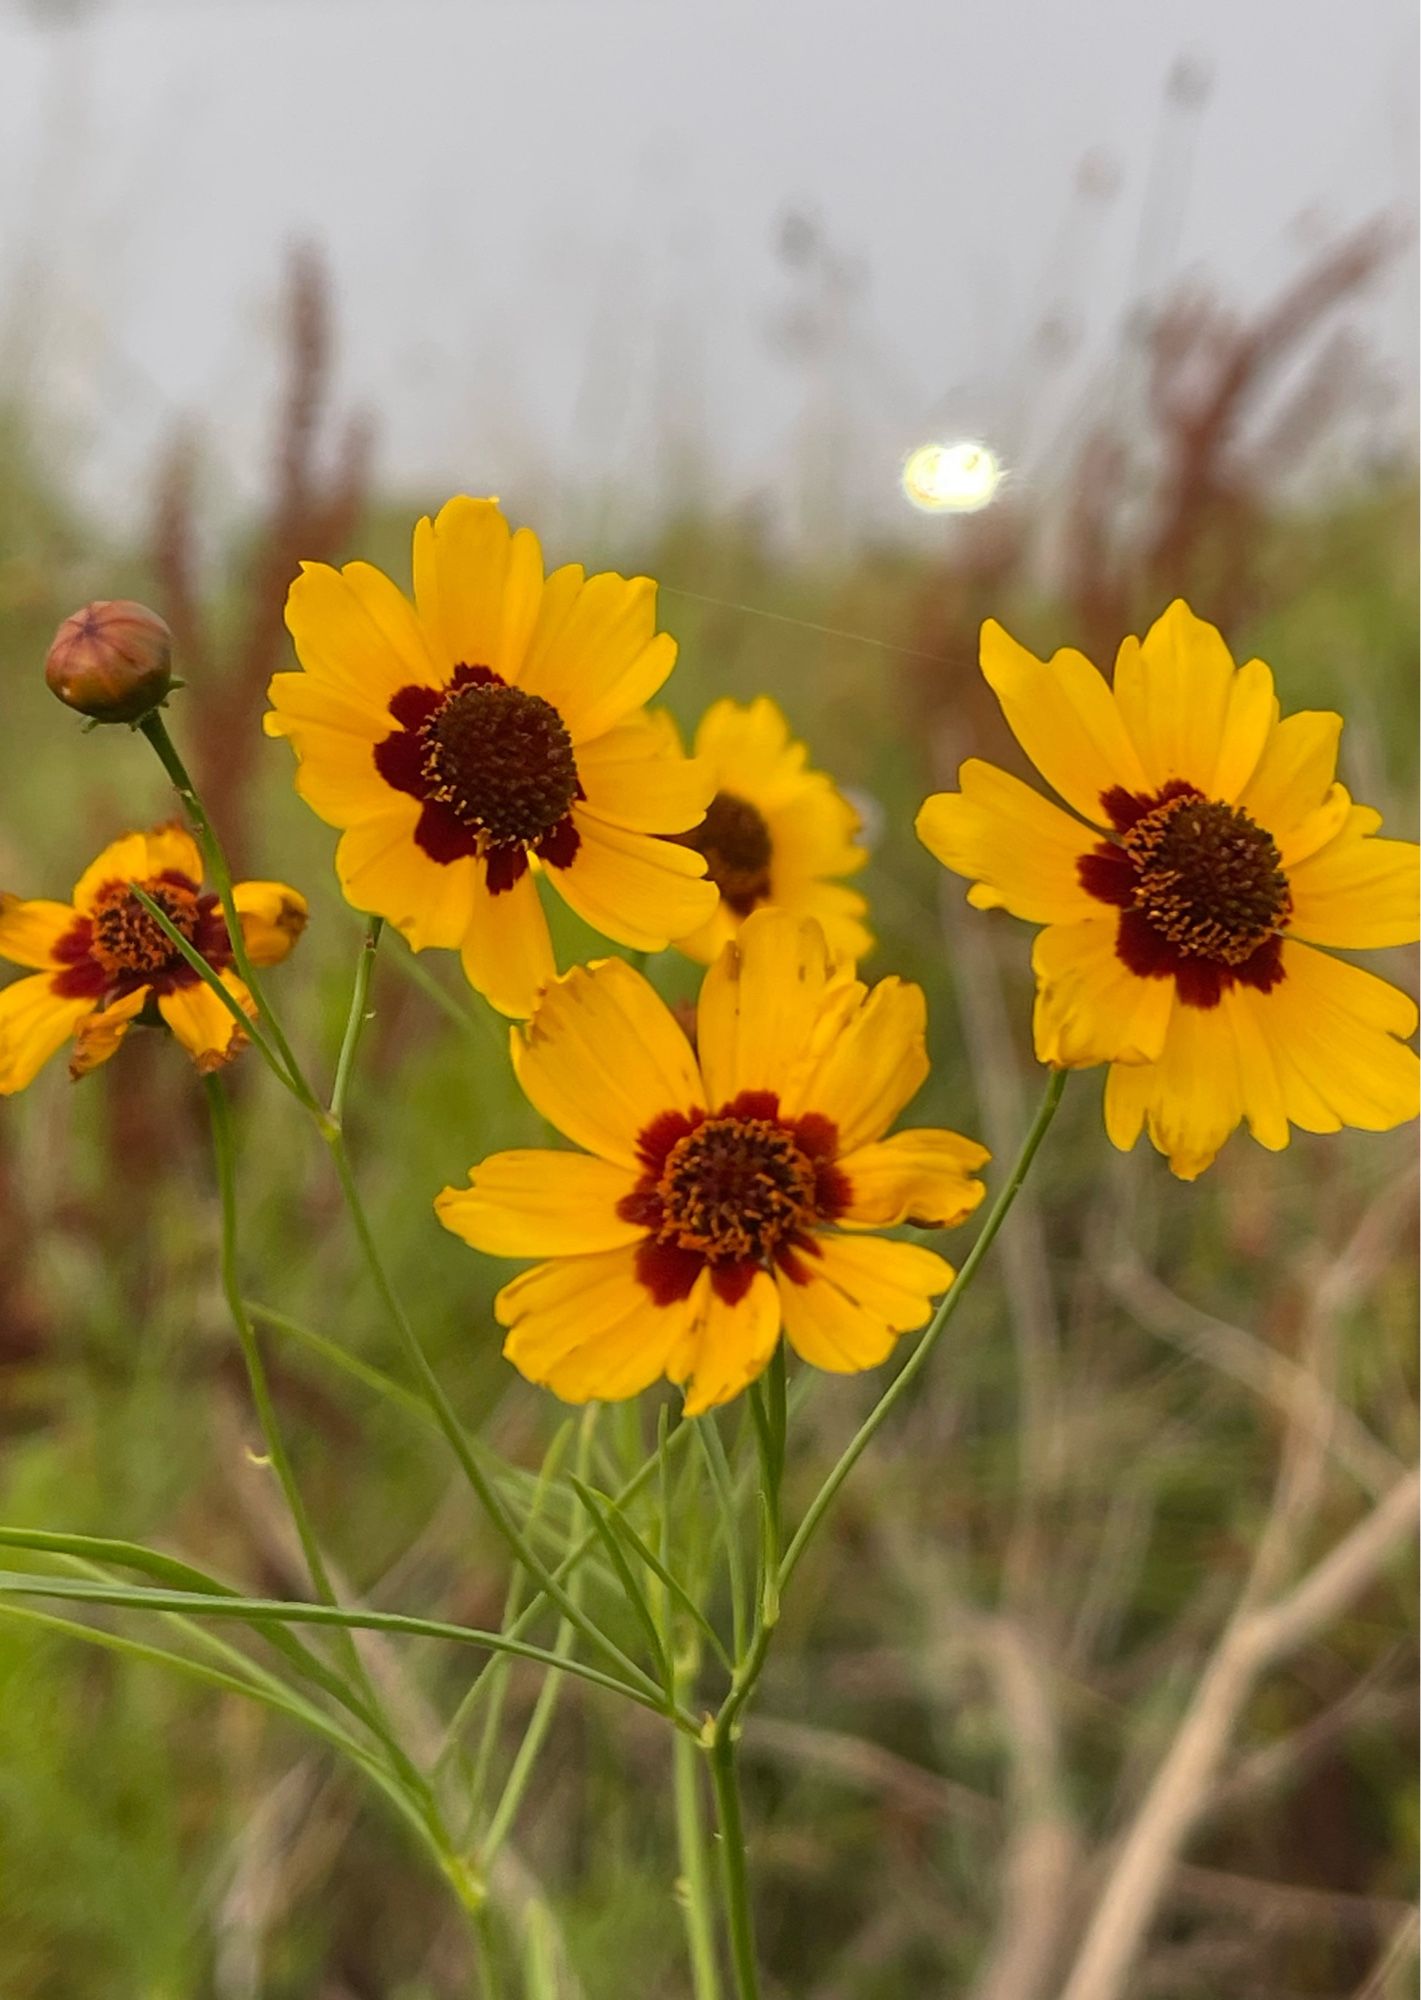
[[438, 908, 986, 1412], [918, 599, 1419, 1177], [268, 496, 717, 1017]]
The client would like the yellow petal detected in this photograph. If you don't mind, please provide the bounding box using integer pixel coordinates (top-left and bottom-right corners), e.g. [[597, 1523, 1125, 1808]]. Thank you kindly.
[[233, 881, 308, 966], [436, 1150, 642, 1256], [1102, 1000, 1245, 1181], [0, 974, 95, 1093], [410, 497, 544, 683], [496, 1246, 695, 1404], [838, 1128, 989, 1229], [158, 973, 254, 1072], [1103, 940, 1420, 1178], [674, 899, 741, 967], [762, 780, 867, 885], [520, 568, 675, 743], [547, 812, 716, 951], [677, 1269, 782, 1415], [786, 975, 928, 1150], [916, 761, 1099, 924], [335, 806, 477, 951], [778, 1234, 952, 1373], [459, 864, 556, 1019], [693, 697, 807, 808], [70, 987, 150, 1079], [575, 716, 717, 834], [1237, 709, 1342, 848], [1286, 808, 1419, 950], [285, 557, 440, 708], [980, 617, 1150, 824], [262, 683, 396, 829], [1112, 601, 1272, 797], [1211, 657, 1279, 801], [73, 825, 200, 910], [0, 896, 80, 969], [512, 957, 703, 1168], [696, 907, 837, 1110], [1032, 918, 1176, 1068], [1247, 942, 1419, 1137], [794, 881, 873, 963]]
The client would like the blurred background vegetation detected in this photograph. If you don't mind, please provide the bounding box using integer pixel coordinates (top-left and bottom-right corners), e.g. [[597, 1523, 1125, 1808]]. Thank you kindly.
[[0, 5, 1417, 1996]]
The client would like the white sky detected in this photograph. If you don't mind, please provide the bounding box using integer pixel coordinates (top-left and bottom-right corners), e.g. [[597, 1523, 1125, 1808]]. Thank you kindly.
[[1, 0, 1415, 539]]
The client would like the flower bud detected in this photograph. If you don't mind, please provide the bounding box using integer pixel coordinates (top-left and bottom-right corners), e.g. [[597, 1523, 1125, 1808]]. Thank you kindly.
[[45, 600, 174, 724]]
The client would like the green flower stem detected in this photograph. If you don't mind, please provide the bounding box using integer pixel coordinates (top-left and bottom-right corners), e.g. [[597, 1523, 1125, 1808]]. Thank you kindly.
[[675, 1679, 725, 2000], [322, 1117, 686, 1724], [478, 1415, 597, 1864], [700, 1069, 1070, 2000], [128, 884, 294, 1091], [138, 710, 316, 1108], [778, 1067, 1069, 1595], [318, 919, 693, 1726], [0, 1572, 676, 1717], [708, 1728, 761, 2000], [330, 914, 382, 1124], [202, 1074, 445, 1835]]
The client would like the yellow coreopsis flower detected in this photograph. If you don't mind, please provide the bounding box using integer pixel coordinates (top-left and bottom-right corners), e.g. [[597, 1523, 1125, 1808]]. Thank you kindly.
[[436, 907, 987, 1414], [0, 824, 306, 1090], [266, 496, 719, 1018], [917, 600, 1420, 1179], [664, 697, 872, 964]]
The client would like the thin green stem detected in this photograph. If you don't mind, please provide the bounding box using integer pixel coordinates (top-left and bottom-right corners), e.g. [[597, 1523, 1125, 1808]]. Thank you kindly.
[[708, 1731, 761, 2000], [323, 1124, 683, 1719], [128, 884, 294, 1091], [675, 1708, 725, 2000], [0, 1571, 678, 1718], [330, 915, 383, 1123], [202, 1074, 442, 1827], [138, 710, 315, 1104], [778, 1068, 1069, 1594], [479, 1416, 596, 1863]]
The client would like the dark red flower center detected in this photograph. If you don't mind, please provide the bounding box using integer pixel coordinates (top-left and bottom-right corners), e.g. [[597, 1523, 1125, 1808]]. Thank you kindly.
[[677, 791, 773, 916], [373, 665, 584, 891], [90, 877, 202, 977], [657, 1114, 818, 1263], [1080, 782, 1290, 1009], [618, 1089, 849, 1305], [1122, 791, 1288, 965], [49, 870, 233, 1007], [421, 682, 580, 845]]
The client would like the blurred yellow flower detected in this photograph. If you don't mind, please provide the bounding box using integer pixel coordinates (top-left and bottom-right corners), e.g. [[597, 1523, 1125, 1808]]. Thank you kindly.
[[665, 696, 871, 964], [436, 907, 986, 1414], [0, 824, 306, 1090], [266, 496, 717, 1018], [918, 600, 1420, 1179]]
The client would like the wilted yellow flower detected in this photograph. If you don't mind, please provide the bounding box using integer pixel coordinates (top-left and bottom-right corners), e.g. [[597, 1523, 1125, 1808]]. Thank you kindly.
[[0, 825, 306, 1089], [917, 600, 1420, 1178], [665, 697, 871, 964], [436, 907, 986, 1414], [266, 496, 718, 1018]]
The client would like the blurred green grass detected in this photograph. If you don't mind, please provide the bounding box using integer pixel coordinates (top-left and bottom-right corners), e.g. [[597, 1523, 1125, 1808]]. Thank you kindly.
[[0, 415, 1415, 1998]]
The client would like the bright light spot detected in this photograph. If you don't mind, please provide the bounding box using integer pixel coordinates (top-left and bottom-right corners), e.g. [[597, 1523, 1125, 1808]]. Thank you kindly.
[[901, 440, 1004, 514]]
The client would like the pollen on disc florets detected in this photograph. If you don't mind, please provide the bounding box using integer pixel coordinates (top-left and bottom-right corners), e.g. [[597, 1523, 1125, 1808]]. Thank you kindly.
[[90, 878, 201, 977], [420, 682, 580, 846], [681, 791, 773, 916], [656, 1115, 818, 1263], [1124, 791, 1290, 965]]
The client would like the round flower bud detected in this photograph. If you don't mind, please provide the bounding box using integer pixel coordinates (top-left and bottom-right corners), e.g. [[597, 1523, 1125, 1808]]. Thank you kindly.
[[45, 600, 174, 724]]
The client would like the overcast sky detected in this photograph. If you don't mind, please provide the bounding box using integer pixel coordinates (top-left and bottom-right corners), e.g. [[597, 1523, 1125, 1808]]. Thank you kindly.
[[1, 0, 1415, 538]]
